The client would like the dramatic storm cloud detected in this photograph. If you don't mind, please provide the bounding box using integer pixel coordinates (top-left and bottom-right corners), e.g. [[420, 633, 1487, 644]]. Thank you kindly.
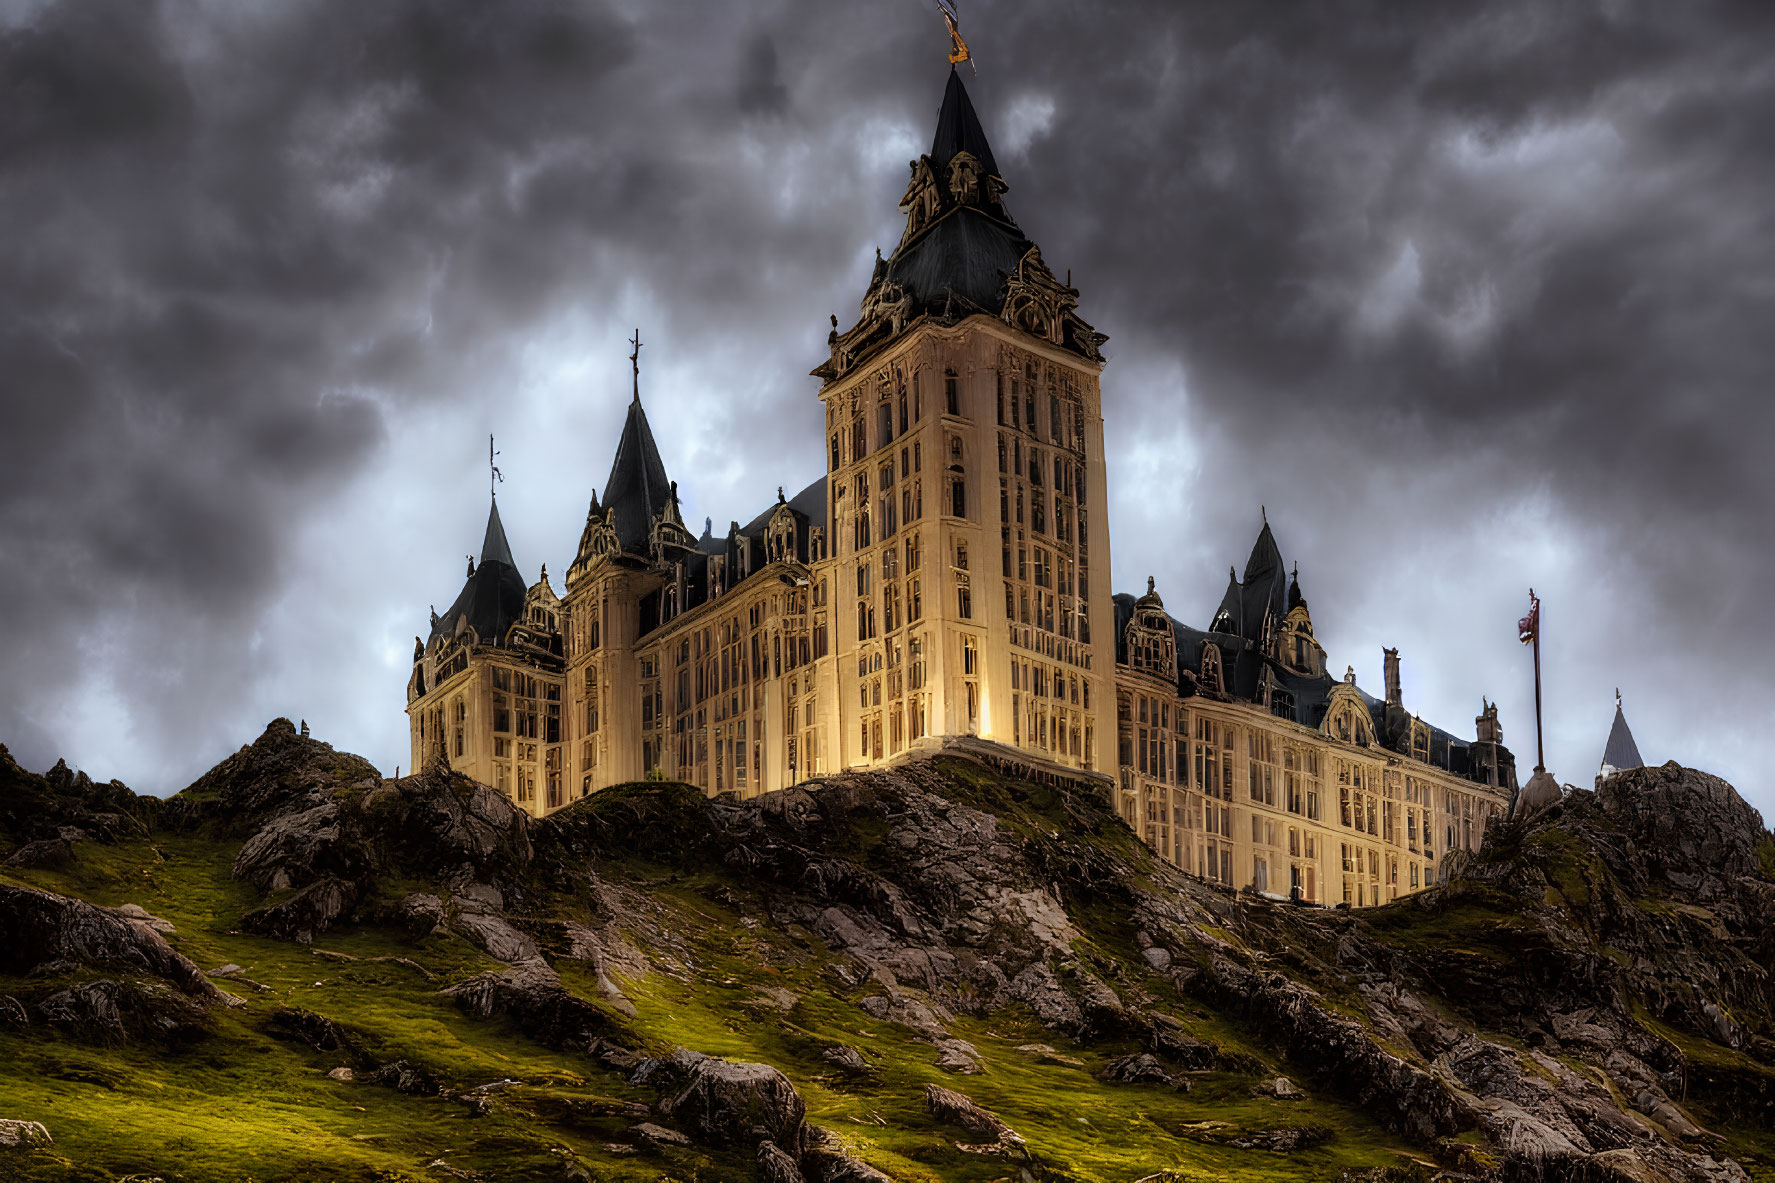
[[2, 0, 1769, 816]]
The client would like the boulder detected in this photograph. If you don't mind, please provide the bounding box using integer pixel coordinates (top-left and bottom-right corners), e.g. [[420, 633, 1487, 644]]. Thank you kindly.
[[240, 876, 358, 944], [0, 996, 27, 1027], [933, 1038, 984, 1074], [627, 1121, 691, 1146], [756, 1138, 807, 1183], [110, 904, 175, 935], [266, 1007, 353, 1052], [1099, 1052, 1182, 1089], [800, 1126, 898, 1183], [659, 1056, 806, 1151], [0, 1119, 52, 1148], [1144, 1012, 1217, 1069], [0, 884, 218, 999], [442, 962, 622, 1053], [1598, 763, 1768, 899], [4, 838, 74, 868], [38, 980, 126, 1044], [326, 1067, 354, 1082], [450, 909, 540, 963], [1014, 1042, 1084, 1067], [923, 1083, 1021, 1145], [366, 1059, 442, 1096], [820, 1045, 871, 1074], [395, 893, 446, 939]]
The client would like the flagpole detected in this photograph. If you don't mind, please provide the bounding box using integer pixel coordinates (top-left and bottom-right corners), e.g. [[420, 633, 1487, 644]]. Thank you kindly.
[[1522, 587, 1544, 774]]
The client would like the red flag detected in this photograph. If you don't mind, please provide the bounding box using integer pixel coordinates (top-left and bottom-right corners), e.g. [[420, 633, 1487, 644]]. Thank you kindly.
[[1518, 589, 1540, 646]]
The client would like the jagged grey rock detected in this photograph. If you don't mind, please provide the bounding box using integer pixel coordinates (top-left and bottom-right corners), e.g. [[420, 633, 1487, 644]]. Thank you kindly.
[[658, 1055, 806, 1151], [0, 1119, 52, 1148]]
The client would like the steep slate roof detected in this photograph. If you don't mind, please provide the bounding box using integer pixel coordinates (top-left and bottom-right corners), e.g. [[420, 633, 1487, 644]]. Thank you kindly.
[[1602, 702, 1645, 772], [602, 394, 674, 552], [930, 67, 1000, 177], [887, 212, 1031, 316], [430, 500, 527, 647], [817, 68, 1104, 381], [480, 498, 517, 569], [1111, 515, 1487, 780]]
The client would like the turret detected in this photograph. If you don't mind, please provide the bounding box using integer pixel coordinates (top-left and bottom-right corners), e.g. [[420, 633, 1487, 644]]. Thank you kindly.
[[1597, 691, 1645, 786]]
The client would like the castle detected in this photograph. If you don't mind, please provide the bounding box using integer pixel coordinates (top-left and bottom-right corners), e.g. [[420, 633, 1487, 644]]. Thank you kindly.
[[407, 69, 1518, 907]]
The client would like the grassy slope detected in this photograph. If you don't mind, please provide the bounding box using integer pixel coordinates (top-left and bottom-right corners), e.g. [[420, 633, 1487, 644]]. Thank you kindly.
[[0, 763, 1435, 1183]]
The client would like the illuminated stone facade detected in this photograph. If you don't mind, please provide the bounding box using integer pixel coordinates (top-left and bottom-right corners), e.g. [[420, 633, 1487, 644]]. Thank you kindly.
[[406, 69, 1516, 903]]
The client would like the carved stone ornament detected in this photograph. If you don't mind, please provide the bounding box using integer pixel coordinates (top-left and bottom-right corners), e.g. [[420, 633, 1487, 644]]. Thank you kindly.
[[1001, 245, 1076, 344], [898, 156, 941, 238], [947, 150, 982, 205]]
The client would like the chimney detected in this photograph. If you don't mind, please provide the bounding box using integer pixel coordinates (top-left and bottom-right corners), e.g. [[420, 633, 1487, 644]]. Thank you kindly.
[[1383, 647, 1402, 708]]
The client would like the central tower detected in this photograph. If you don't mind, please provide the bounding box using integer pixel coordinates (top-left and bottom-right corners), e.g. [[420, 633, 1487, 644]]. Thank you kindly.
[[812, 69, 1117, 775]]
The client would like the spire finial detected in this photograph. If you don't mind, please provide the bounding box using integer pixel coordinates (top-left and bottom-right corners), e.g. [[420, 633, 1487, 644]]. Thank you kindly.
[[1146, 575, 1155, 595], [488, 434, 503, 501], [1615, 687, 1622, 707], [628, 329, 642, 400], [777, 485, 785, 503], [936, 0, 972, 69], [1261, 504, 1267, 524]]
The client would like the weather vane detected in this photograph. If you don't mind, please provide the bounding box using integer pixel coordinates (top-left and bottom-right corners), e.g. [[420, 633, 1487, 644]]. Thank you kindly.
[[935, 1, 974, 70], [489, 434, 503, 500]]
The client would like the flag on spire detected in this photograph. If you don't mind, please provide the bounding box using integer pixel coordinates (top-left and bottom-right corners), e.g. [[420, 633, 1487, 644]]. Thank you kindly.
[[935, 0, 971, 67], [1517, 589, 1540, 645]]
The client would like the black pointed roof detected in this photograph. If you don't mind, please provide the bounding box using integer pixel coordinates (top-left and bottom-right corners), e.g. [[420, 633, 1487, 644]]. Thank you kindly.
[[602, 394, 674, 552], [429, 500, 527, 647], [1240, 520, 1288, 636], [930, 67, 1000, 178], [480, 498, 517, 569], [818, 70, 1104, 378], [1602, 701, 1644, 772], [1206, 520, 1290, 645]]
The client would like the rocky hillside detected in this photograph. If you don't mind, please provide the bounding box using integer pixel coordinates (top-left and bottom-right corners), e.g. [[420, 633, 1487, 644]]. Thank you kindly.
[[0, 720, 1771, 1182]]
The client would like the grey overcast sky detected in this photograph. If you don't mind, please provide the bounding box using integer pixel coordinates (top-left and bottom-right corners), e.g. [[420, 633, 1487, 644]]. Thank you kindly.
[[2, 0, 1770, 818]]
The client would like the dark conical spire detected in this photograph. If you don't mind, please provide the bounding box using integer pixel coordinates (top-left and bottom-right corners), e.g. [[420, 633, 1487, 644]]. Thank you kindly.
[[480, 498, 517, 569], [930, 67, 1000, 178], [1243, 519, 1283, 585], [429, 496, 526, 647], [1600, 694, 1644, 776], [602, 392, 674, 553]]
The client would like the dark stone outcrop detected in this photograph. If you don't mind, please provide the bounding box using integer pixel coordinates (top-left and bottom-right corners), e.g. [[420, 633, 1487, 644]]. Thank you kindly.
[[266, 1007, 353, 1053], [442, 963, 621, 1053], [756, 1138, 807, 1183], [1099, 1052, 1184, 1089], [658, 1054, 806, 1152], [176, 720, 535, 944], [923, 1083, 1021, 1145], [37, 978, 209, 1045], [240, 876, 359, 944], [5, 838, 75, 869], [0, 742, 155, 852], [365, 1059, 443, 1096], [0, 884, 219, 1000]]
